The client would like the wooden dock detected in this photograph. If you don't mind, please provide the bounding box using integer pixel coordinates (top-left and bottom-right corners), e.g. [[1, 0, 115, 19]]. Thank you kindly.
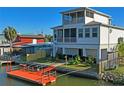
[[6, 64, 57, 85]]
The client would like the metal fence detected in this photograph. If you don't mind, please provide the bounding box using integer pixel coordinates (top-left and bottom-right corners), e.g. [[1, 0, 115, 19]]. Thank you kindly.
[[100, 52, 119, 70]]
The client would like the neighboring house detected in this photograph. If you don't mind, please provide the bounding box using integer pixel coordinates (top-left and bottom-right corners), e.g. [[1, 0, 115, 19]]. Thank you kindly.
[[14, 42, 53, 61], [22, 42, 53, 56], [13, 34, 45, 47], [0, 34, 10, 56], [52, 7, 124, 64], [13, 34, 51, 61]]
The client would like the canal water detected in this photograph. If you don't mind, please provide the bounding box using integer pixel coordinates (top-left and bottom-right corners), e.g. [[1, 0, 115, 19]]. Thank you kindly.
[[0, 65, 112, 86]]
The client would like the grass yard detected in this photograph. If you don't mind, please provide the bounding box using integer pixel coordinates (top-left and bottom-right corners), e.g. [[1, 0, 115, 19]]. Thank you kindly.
[[34, 58, 54, 63], [112, 64, 124, 74]]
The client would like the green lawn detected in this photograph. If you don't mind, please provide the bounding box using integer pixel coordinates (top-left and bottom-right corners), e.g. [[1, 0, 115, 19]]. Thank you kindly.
[[33, 57, 56, 63], [112, 64, 124, 74]]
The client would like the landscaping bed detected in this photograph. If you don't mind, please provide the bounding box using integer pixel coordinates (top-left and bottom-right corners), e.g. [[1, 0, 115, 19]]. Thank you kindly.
[[102, 64, 124, 85]]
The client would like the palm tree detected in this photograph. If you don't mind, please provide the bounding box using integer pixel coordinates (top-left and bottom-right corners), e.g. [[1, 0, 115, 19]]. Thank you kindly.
[[3, 26, 17, 60], [45, 34, 53, 42]]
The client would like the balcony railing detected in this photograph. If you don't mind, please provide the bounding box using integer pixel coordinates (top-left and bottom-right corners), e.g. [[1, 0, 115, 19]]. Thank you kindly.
[[56, 37, 63, 42], [63, 17, 84, 25], [64, 37, 77, 42], [55, 37, 77, 43]]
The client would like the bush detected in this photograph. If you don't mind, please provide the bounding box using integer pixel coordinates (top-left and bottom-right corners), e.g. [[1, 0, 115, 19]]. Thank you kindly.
[[85, 56, 96, 65], [74, 55, 81, 65], [68, 55, 81, 65], [68, 58, 75, 65], [56, 54, 65, 59]]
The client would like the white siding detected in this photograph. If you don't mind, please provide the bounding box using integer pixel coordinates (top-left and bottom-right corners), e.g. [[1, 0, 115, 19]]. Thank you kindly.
[[100, 26, 109, 44], [100, 26, 124, 44], [100, 25, 124, 52], [85, 13, 109, 25], [94, 13, 109, 25], [85, 17, 94, 24]]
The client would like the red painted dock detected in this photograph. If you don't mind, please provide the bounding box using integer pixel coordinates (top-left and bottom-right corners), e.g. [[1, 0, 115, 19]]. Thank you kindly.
[[6, 64, 57, 85]]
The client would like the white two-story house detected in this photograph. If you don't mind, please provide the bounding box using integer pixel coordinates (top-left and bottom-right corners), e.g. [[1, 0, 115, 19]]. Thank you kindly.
[[52, 7, 124, 64]]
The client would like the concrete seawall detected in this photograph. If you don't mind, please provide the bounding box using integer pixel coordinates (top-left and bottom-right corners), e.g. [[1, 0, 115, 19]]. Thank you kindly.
[[56, 67, 99, 79]]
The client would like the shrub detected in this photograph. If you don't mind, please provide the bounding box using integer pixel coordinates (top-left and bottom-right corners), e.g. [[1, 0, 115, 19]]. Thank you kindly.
[[56, 54, 65, 59], [68, 55, 81, 65], [68, 58, 75, 65], [74, 55, 81, 65], [85, 56, 96, 65]]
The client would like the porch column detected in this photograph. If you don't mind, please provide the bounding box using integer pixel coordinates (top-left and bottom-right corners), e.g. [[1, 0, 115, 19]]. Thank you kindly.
[[63, 48, 65, 54], [63, 29, 64, 43], [97, 48, 104, 77], [97, 48, 101, 64], [0, 48, 3, 56], [76, 28, 78, 42], [0, 48, 1, 56], [52, 44, 56, 57], [3, 48, 4, 55], [83, 48, 86, 56]]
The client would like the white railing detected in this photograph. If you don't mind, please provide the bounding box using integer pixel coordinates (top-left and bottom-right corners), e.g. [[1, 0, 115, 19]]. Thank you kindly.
[[77, 17, 84, 23], [63, 17, 84, 25], [64, 37, 77, 42], [56, 37, 63, 42], [55, 37, 77, 43]]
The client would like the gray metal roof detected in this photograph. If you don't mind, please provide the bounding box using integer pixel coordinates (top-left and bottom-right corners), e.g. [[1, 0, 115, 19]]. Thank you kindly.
[[85, 21, 124, 30], [60, 7, 111, 18]]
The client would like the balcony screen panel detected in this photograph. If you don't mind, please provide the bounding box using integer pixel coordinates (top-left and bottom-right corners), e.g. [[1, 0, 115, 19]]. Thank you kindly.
[[64, 29, 70, 37], [70, 13, 76, 24], [54, 30, 57, 39], [57, 29, 63, 42], [57, 29, 63, 37], [86, 11, 94, 18], [77, 11, 84, 23], [71, 28, 76, 37], [63, 14, 70, 24]]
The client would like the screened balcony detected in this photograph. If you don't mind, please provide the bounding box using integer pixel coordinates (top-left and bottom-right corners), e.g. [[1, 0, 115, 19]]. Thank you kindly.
[[54, 28, 77, 43], [64, 28, 77, 42], [63, 11, 84, 25]]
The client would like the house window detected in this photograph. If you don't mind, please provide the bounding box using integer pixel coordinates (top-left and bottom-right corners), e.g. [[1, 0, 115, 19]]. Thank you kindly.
[[85, 28, 90, 38], [92, 28, 98, 37], [86, 11, 94, 18], [118, 37, 123, 44], [78, 29, 83, 38]]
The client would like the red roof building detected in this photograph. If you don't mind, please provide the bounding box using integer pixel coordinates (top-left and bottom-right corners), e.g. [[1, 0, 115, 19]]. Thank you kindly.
[[13, 35, 45, 47]]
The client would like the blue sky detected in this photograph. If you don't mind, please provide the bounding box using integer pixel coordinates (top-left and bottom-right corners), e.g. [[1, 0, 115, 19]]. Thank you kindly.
[[0, 7, 124, 35]]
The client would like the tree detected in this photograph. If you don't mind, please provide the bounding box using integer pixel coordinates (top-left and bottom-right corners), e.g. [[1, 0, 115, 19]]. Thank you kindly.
[[117, 43, 124, 57], [3, 26, 17, 59], [45, 34, 53, 42]]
